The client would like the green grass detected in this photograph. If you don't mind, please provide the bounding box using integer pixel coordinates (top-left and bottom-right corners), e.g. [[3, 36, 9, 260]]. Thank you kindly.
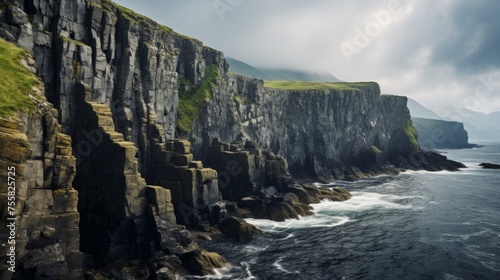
[[369, 145, 382, 155], [98, 0, 173, 33], [402, 120, 419, 149], [180, 78, 192, 87], [0, 38, 43, 116], [87, 0, 112, 13], [264, 81, 376, 91], [60, 36, 88, 47], [177, 66, 220, 132], [234, 94, 243, 104]]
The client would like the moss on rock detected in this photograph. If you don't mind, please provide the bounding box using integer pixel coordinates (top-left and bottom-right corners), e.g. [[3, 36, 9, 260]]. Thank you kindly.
[[177, 65, 220, 133], [402, 120, 419, 150]]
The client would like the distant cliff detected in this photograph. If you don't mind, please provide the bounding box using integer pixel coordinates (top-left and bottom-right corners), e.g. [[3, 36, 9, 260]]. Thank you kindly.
[[189, 77, 437, 181], [412, 117, 478, 149], [0, 0, 465, 279]]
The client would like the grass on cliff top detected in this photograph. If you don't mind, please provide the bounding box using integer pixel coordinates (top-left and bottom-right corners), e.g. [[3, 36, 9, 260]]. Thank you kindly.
[[90, 1, 204, 43], [177, 66, 220, 133], [98, 0, 173, 33], [264, 81, 377, 91], [0, 38, 42, 117]]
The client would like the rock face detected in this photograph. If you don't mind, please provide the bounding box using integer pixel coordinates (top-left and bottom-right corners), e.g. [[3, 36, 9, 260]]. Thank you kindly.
[[208, 138, 292, 200], [179, 249, 227, 276], [0, 0, 460, 184], [207, 139, 352, 222], [412, 117, 478, 149], [219, 216, 263, 242], [191, 75, 463, 180], [0, 0, 466, 278], [0, 100, 82, 279], [147, 137, 221, 228]]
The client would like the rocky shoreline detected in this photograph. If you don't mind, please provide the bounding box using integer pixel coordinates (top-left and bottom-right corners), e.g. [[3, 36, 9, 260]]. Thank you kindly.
[[0, 1, 469, 279]]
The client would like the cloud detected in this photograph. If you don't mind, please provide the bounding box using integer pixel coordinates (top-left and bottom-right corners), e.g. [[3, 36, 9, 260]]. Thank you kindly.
[[113, 0, 500, 113], [428, 1, 500, 73]]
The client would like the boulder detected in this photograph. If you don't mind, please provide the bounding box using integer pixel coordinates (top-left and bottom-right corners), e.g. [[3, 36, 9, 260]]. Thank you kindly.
[[219, 216, 262, 242], [179, 249, 227, 276], [155, 267, 176, 280], [267, 201, 298, 221], [479, 162, 500, 169]]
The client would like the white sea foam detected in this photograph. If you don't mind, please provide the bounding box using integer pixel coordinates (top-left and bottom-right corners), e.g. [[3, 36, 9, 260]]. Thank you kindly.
[[245, 215, 351, 231], [241, 245, 269, 254], [311, 191, 417, 213], [239, 258, 258, 279], [244, 191, 419, 230], [443, 273, 464, 280], [277, 233, 295, 240], [404, 168, 482, 176], [465, 245, 500, 272], [272, 257, 300, 274], [443, 229, 491, 241], [179, 266, 234, 279]]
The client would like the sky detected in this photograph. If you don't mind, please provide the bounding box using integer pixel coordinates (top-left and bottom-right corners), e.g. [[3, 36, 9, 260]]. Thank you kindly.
[[113, 0, 500, 114]]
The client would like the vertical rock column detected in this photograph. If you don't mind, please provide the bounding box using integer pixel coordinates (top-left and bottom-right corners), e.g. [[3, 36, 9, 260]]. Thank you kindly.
[[0, 102, 81, 279], [148, 139, 220, 228], [208, 138, 292, 201], [73, 99, 152, 262]]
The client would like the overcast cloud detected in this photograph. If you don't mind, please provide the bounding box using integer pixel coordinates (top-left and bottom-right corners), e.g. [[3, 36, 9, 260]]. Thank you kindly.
[[114, 0, 500, 114]]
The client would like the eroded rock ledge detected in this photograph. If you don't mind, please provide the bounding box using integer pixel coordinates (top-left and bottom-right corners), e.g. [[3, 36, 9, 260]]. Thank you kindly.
[[0, 0, 466, 279]]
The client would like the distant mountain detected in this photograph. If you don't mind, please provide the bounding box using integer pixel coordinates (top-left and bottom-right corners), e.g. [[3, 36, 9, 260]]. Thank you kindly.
[[226, 57, 342, 82], [436, 107, 500, 140], [225, 57, 273, 80], [462, 122, 496, 140], [256, 68, 342, 82], [407, 98, 500, 140], [486, 111, 500, 125], [407, 98, 443, 119]]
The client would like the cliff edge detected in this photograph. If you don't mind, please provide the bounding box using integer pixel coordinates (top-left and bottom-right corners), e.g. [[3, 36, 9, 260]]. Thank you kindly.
[[412, 117, 479, 149], [0, 0, 465, 279]]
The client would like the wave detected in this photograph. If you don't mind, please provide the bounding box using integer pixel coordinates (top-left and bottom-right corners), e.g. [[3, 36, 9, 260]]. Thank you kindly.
[[443, 273, 464, 280], [180, 266, 235, 280], [181, 259, 259, 280], [272, 257, 300, 274], [403, 169, 484, 177], [245, 215, 351, 231], [244, 191, 420, 231], [312, 191, 419, 213], [241, 245, 269, 254]]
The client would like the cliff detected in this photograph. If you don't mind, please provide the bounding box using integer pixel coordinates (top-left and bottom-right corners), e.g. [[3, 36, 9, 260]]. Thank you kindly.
[[190, 77, 463, 181], [0, 0, 464, 278], [412, 117, 478, 149]]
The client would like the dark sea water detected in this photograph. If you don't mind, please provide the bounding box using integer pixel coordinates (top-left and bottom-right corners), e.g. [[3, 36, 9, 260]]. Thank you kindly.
[[184, 141, 500, 280]]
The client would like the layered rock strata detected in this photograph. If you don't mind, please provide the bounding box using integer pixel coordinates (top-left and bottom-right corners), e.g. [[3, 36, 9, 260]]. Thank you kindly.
[[0, 100, 81, 279], [207, 139, 352, 222], [0, 0, 466, 278], [191, 76, 466, 181], [0, 0, 462, 183], [147, 138, 221, 228]]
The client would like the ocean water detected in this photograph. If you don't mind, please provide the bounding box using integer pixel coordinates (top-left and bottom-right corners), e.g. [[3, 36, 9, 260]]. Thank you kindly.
[[184, 141, 500, 280]]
